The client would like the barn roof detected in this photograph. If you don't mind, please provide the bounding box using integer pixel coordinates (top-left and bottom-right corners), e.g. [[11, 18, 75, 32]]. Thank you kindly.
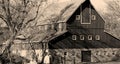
[[49, 32, 120, 49], [48, 0, 120, 48], [61, 0, 105, 23], [46, 0, 106, 41]]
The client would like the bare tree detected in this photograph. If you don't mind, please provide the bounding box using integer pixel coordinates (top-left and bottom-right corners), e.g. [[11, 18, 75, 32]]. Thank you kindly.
[[26, 3, 73, 64], [0, 0, 45, 63], [0, 0, 73, 63]]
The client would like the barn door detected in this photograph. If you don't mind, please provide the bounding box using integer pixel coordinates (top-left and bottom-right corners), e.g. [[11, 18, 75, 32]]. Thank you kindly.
[[81, 51, 91, 62]]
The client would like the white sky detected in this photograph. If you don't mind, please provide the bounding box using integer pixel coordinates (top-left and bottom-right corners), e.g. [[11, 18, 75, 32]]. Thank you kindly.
[[58, 0, 109, 13]]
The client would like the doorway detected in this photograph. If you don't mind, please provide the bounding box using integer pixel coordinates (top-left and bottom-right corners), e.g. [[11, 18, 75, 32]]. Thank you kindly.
[[81, 50, 91, 62]]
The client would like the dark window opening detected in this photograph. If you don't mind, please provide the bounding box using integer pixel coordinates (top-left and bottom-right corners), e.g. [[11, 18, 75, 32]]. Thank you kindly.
[[95, 35, 100, 40], [88, 35, 92, 40], [81, 51, 91, 62]]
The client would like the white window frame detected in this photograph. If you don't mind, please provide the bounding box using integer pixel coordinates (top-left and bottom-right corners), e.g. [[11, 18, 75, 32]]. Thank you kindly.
[[58, 23, 63, 31], [72, 35, 77, 40], [95, 35, 100, 40], [80, 35, 84, 40], [88, 35, 92, 40], [63, 22, 66, 31], [81, 5, 92, 24], [91, 15, 96, 20]]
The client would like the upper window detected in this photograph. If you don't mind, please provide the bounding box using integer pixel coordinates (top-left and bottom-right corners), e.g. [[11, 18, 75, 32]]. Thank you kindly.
[[95, 35, 100, 40], [88, 35, 92, 40], [91, 15, 96, 20], [72, 35, 77, 40], [80, 35, 84, 40], [81, 5, 91, 24]]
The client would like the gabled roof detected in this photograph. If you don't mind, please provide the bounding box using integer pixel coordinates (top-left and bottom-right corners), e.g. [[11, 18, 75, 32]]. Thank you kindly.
[[64, 0, 105, 23], [48, 0, 120, 49], [47, 0, 106, 41]]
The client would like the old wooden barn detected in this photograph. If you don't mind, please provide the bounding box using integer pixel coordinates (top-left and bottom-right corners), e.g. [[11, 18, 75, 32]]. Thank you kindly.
[[48, 0, 120, 63]]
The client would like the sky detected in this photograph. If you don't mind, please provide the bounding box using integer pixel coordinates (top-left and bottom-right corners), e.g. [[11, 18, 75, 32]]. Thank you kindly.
[[57, 0, 109, 13]]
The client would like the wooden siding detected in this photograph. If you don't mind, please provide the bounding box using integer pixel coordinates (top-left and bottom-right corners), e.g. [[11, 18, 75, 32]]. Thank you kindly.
[[49, 32, 120, 49], [67, 0, 105, 29], [49, 0, 120, 49]]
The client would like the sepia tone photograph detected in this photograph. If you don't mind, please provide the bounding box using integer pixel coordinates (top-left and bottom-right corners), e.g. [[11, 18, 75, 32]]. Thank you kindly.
[[0, 0, 120, 64]]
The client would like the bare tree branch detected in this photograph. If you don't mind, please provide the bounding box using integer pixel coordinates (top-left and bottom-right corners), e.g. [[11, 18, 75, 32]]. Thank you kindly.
[[24, 4, 40, 26], [0, 14, 6, 22]]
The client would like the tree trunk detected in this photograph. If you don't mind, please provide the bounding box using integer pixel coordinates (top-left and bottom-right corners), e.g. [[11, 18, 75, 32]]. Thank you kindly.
[[1, 32, 17, 63], [39, 42, 48, 64]]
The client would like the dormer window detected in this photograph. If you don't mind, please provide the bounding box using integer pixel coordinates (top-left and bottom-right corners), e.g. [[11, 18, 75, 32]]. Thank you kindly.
[[76, 15, 81, 20], [62, 22, 66, 31], [92, 15, 96, 20], [58, 23, 62, 31], [72, 35, 77, 40], [58, 22, 66, 31], [95, 35, 100, 40], [80, 35, 84, 40], [88, 35, 92, 40]]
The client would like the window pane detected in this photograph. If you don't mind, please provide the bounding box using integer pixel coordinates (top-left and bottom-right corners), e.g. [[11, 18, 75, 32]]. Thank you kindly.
[[95, 35, 100, 40], [80, 35, 84, 40], [88, 35, 92, 40], [72, 35, 77, 40], [92, 15, 96, 20]]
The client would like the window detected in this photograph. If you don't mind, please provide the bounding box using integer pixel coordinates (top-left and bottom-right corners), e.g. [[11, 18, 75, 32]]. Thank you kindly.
[[62, 23, 66, 31], [88, 35, 92, 40], [91, 15, 96, 20], [72, 35, 77, 40], [95, 35, 100, 40], [81, 5, 91, 24], [80, 35, 84, 40], [76, 15, 81, 20], [58, 23, 62, 31]]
